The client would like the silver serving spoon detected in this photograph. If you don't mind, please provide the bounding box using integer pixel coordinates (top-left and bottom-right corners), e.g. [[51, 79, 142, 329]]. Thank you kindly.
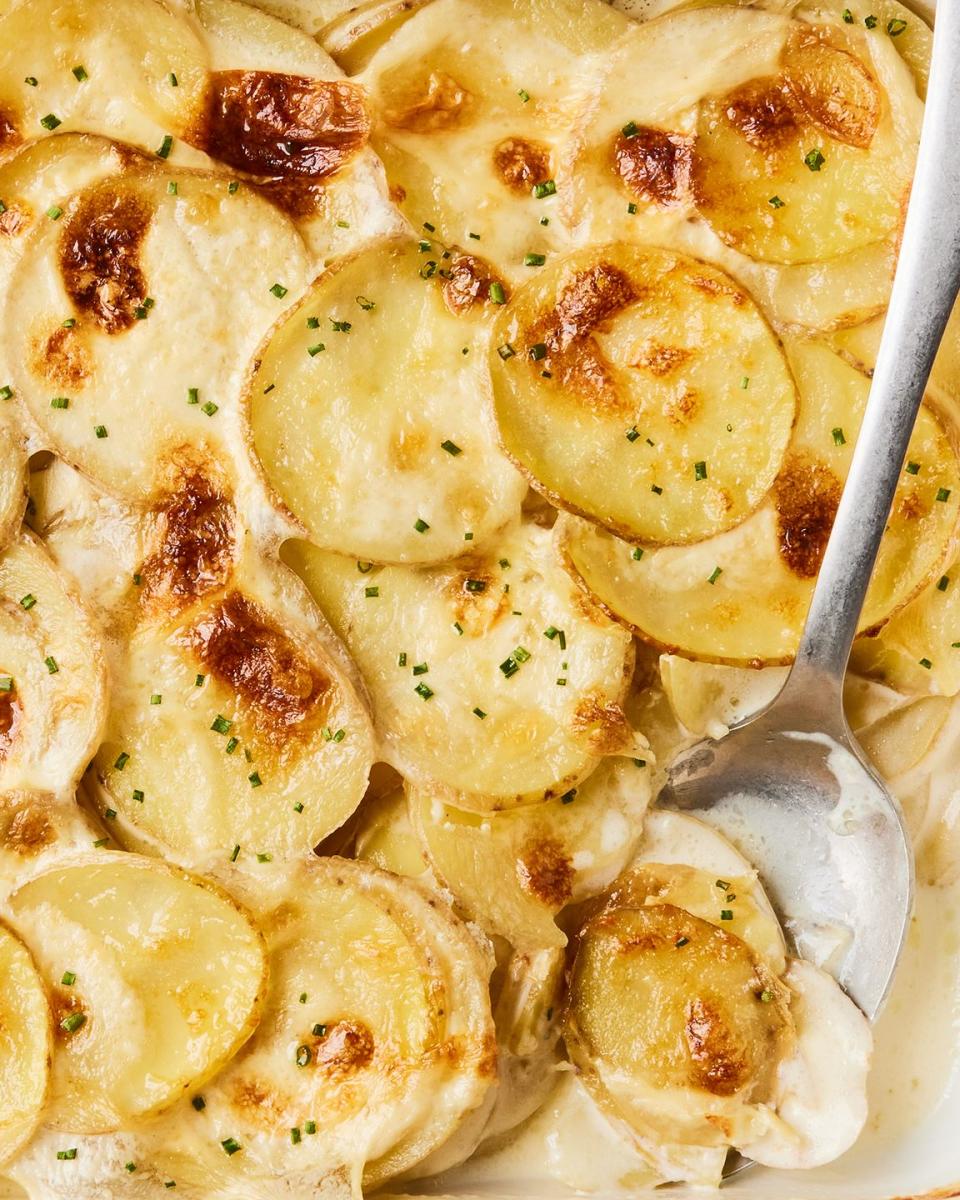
[[659, 0, 960, 1024]]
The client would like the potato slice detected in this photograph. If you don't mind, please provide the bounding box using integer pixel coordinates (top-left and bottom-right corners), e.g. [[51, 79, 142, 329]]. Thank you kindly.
[[566, 902, 792, 1165], [813, 0, 931, 99], [0, 922, 49, 1166], [490, 243, 796, 545], [93, 549, 374, 866], [355, 785, 429, 878], [360, 0, 629, 281], [248, 236, 524, 564], [321, 0, 432, 73], [0, 412, 26, 555], [187, 856, 496, 1189], [284, 522, 638, 809], [694, 20, 920, 264], [561, 340, 960, 665], [8, 852, 267, 1133], [659, 655, 787, 738], [409, 758, 650, 950], [0, 790, 102, 900], [0, 0, 208, 154], [0, 533, 107, 792]]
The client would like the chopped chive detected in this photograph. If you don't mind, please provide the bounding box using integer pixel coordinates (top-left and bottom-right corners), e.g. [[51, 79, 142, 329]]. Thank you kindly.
[[211, 715, 232, 735], [760, 990, 774, 1003], [626, 426, 641, 442], [842, 7, 854, 20], [887, 17, 907, 34], [57, 1149, 78, 1160], [720, 909, 734, 921], [497, 343, 516, 360], [24, 76, 38, 86], [804, 147, 825, 171], [414, 682, 434, 700], [45, 656, 59, 674], [132, 789, 144, 802], [307, 343, 325, 356], [227, 180, 239, 194], [937, 488, 952, 502], [675, 937, 690, 948], [832, 427, 846, 445], [248, 772, 262, 788], [906, 461, 920, 474], [453, 621, 463, 635], [290, 1128, 301, 1145], [225, 736, 239, 754], [355, 295, 375, 311], [651, 484, 663, 495], [540, 215, 550, 225], [92, 837, 109, 847], [631, 547, 644, 561], [50, 395, 69, 408], [230, 844, 240, 862], [556, 677, 567, 686], [46, 205, 63, 223], [104, 809, 116, 820], [464, 531, 474, 540], [560, 789, 577, 804], [114, 751, 129, 770], [769, 195, 785, 208], [364, 585, 379, 598], [422, 221, 436, 232], [627, 202, 637, 214], [716, 879, 730, 890], [864, 13, 878, 27], [330, 318, 351, 332], [517, 89, 530, 102], [0, 677, 11, 692], [305, 1121, 317, 1135], [256, 852, 271, 863], [938, 576, 950, 592], [61, 971, 76, 986], [419, 260, 437, 279], [191, 1094, 206, 1112], [60, 1012, 86, 1033], [621, 120, 639, 138], [200, 400, 218, 417], [40, 113, 62, 130], [20, 594, 37, 610], [489, 280, 506, 304], [221, 1138, 241, 1157], [149, 693, 161, 705], [414, 517, 430, 533], [533, 179, 557, 199], [126, 1162, 137, 1172], [187, 386, 199, 405], [169, 72, 178, 86], [919, 657, 933, 669], [412, 663, 429, 676], [94, 423, 108, 439], [156, 134, 173, 159], [312, 1023, 327, 1036], [293, 801, 304, 813], [694, 460, 707, 481], [468, 231, 480, 240], [296, 1045, 311, 1067], [133, 573, 142, 586], [398, 652, 407, 667], [269, 283, 288, 298], [707, 566, 723, 585], [418, 240, 432, 253], [195, 673, 205, 687], [523, 252, 546, 267], [441, 439, 462, 455], [528, 342, 548, 362], [0, 385, 11, 400], [473, 707, 486, 719]]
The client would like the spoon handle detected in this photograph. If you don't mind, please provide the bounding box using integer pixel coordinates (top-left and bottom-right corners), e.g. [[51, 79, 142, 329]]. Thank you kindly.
[[783, 2, 960, 715]]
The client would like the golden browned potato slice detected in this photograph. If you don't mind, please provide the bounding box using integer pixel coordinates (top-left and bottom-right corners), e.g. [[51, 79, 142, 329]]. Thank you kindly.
[[0, 922, 49, 1166], [360, 0, 630, 281], [694, 19, 919, 264], [3, 161, 310, 501], [815, 0, 931, 99], [0, 0, 208, 154], [8, 852, 267, 1133], [184, 856, 496, 1190], [490, 243, 796, 545], [0, 790, 102, 899], [93, 546, 374, 866], [408, 758, 650, 950], [248, 237, 525, 564], [0, 533, 108, 792], [566, 902, 793, 1157], [284, 522, 638, 809], [561, 340, 960, 665]]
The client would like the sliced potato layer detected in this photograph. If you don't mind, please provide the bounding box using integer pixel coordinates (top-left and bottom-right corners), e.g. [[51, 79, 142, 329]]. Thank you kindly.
[[0, 412, 26, 555], [562, 340, 960, 664], [248, 236, 524, 563], [0, 533, 107, 792], [3, 162, 310, 500], [361, 0, 629, 280], [191, 857, 495, 1189], [0, 922, 49, 1166], [284, 522, 637, 808], [94, 552, 374, 865], [491, 244, 796, 544], [694, 20, 919, 264], [409, 758, 650, 950], [8, 853, 266, 1133]]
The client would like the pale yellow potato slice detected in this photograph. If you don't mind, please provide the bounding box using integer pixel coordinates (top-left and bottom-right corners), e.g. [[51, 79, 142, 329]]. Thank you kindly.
[[355, 785, 429, 878], [322, 0, 433, 73], [93, 549, 374, 866], [812, 0, 931, 99], [694, 18, 919, 264], [0, 0, 208, 154], [284, 522, 638, 809], [566, 900, 793, 1175], [0, 790, 102, 901], [3, 161, 311, 501], [561, 339, 960, 665], [490, 243, 796, 545], [0, 533, 107, 792], [248, 236, 525, 564], [409, 758, 650, 950], [660, 655, 787, 738], [0, 922, 49, 1166], [8, 852, 267, 1133], [0, 411, 26, 555], [187, 856, 496, 1190], [360, 0, 630, 281]]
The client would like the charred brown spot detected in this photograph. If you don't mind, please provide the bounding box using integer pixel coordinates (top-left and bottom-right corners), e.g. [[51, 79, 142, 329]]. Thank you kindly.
[[59, 186, 152, 334], [0, 206, 25, 237], [689, 274, 747, 306], [441, 251, 508, 315], [571, 693, 633, 755], [383, 71, 471, 133], [722, 78, 799, 150], [631, 342, 691, 377], [389, 183, 407, 204], [441, 562, 508, 632], [783, 29, 881, 150], [895, 490, 927, 521], [3, 803, 54, 856], [186, 591, 333, 743], [684, 996, 750, 1096], [203, 72, 369, 179], [614, 126, 693, 208], [0, 108, 19, 153], [33, 325, 92, 389], [774, 456, 842, 579], [312, 1019, 374, 1075], [139, 467, 236, 609], [492, 137, 551, 194], [0, 687, 21, 762], [526, 263, 638, 414], [664, 389, 700, 426], [517, 836, 574, 907], [51, 987, 86, 1041]]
